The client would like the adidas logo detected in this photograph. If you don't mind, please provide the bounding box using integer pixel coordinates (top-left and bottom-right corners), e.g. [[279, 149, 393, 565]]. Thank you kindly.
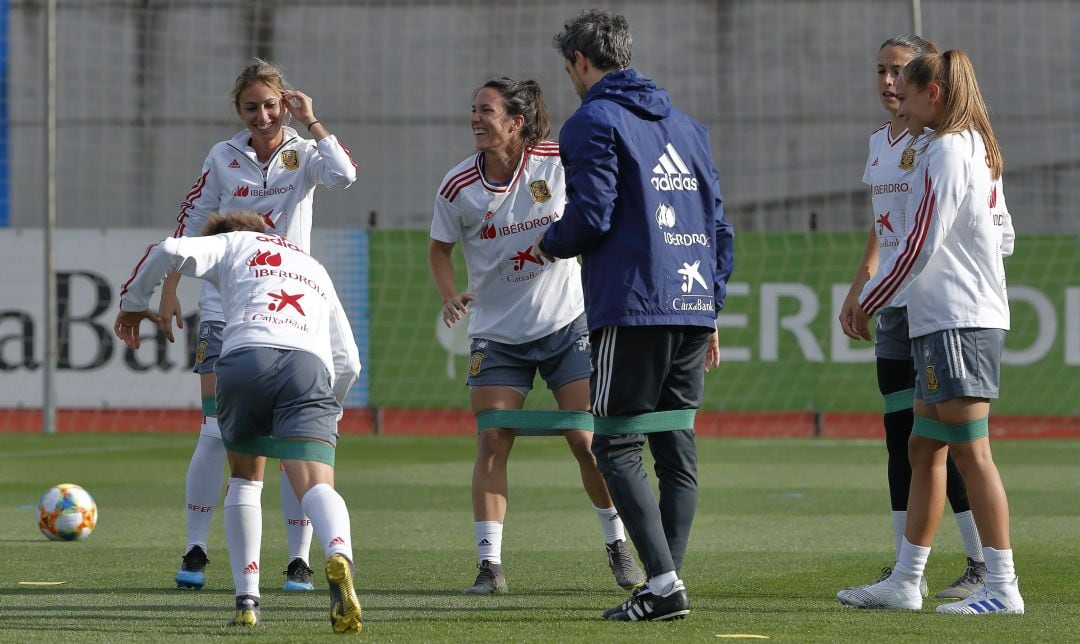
[[233, 185, 250, 197], [651, 143, 699, 191], [228, 159, 240, 168], [477, 538, 492, 546], [329, 536, 345, 547], [242, 561, 259, 574]]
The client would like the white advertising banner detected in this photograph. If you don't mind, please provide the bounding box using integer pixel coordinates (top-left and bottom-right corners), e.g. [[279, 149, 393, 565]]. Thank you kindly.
[[0, 229, 365, 408]]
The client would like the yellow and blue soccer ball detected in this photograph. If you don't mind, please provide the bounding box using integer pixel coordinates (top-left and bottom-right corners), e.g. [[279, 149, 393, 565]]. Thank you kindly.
[[38, 484, 98, 541]]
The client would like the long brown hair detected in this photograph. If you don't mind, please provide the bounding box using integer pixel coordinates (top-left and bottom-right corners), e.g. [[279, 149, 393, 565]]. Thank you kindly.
[[904, 50, 1003, 179]]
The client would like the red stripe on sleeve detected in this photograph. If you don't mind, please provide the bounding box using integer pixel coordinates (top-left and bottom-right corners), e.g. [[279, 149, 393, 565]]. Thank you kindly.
[[119, 242, 159, 299], [862, 169, 935, 314]]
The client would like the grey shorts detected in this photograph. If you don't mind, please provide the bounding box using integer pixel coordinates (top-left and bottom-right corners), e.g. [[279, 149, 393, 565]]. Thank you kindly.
[[912, 328, 1005, 404], [467, 314, 591, 392], [875, 307, 912, 361], [192, 319, 225, 374], [214, 346, 341, 446]]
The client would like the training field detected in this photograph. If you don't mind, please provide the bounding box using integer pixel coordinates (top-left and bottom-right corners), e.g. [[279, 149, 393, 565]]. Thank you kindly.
[[1, 434, 1078, 642]]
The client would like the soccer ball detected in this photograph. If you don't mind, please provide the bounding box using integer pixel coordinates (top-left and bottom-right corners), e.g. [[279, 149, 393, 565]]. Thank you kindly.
[[38, 484, 98, 541]]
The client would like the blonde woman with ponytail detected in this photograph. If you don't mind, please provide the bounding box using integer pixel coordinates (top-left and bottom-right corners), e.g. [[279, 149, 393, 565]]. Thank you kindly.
[[839, 50, 1023, 615]]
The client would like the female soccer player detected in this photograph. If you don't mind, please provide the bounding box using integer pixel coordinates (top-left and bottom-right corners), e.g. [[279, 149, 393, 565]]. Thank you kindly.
[[839, 49, 1023, 615], [161, 59, 356, 591], [117, 211, 363, 632], [428, 77, 644, 595], [837, 36, 986, 600]]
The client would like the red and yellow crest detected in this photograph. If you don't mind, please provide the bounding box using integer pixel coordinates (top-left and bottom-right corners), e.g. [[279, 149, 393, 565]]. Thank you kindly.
[[468, 352, 485, 376], [281, 150, 299, 171], [529, 180, 551, 203]]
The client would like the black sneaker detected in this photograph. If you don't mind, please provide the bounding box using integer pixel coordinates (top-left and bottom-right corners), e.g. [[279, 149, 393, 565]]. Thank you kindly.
[[463, 560, 509, 595], [935, 557, 987, 599], [603, 580, 690, 621], [605, 539, 646, 590], [283, 557, 315, 591], [229, 594, 259, 627], [175, 545, 208, 590]]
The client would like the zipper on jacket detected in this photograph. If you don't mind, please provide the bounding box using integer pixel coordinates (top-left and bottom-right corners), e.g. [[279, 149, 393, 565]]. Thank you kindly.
[[228, 135, 298, 189]]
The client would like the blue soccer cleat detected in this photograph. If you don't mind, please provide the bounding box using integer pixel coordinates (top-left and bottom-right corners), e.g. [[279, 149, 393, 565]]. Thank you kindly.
[[175, 545, 208, 590], [283, 557, 315, 591]]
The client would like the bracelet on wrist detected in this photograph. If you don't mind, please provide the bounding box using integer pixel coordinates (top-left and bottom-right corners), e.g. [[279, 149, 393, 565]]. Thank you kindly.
[[306, 120, 321, 131]]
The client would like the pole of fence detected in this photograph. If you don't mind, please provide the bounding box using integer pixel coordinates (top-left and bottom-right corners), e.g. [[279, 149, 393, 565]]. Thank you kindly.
[[43, 0, 57, 434]]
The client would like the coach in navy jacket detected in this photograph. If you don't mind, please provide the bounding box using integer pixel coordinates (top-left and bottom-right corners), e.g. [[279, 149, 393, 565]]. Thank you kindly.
[[539, 64, 732, 330], [539, 9, 733, 623]]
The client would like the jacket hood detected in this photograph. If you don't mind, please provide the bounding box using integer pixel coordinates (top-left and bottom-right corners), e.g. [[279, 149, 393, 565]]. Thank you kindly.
[[582, 69, 671, 120]]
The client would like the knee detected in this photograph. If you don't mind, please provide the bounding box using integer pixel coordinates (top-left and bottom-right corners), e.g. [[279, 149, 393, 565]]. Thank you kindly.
[[949, 442, 993, 476], [564, 431, 595, 461], [476, 430, 513, 461]]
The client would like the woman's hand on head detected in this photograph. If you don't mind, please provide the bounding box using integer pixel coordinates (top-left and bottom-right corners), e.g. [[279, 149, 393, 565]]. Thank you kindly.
[[281, 90, 315, 127]]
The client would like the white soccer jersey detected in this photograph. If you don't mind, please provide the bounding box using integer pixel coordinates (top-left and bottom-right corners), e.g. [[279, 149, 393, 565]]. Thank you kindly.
[[863, 122, 920, 308], [174, 127, 357, 322], [430, 141, 584, 344], [121, 232, 361, 404], [860, 129, 1015, 337]]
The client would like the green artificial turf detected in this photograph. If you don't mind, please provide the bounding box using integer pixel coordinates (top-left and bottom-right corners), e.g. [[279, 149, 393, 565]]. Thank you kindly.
[[1, 434, 1077, 641]]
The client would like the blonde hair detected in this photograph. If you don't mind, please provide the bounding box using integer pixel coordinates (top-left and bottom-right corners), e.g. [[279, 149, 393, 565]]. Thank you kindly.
[[201, 210, 267, 236], [229, 58, 288, 108], [904, 50, 1003, 179]]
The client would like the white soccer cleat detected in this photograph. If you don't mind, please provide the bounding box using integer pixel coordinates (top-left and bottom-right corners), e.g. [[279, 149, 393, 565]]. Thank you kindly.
[[837, 575, 923, 610], [935, 579, 1025, 615], [839, 566, 928, 598]]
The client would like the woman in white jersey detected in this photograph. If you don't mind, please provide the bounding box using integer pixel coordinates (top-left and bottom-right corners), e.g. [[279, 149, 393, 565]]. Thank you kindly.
[[428, 77, 644, 595], [837, 35, 986, 600], [156, 59, 356, 592], [839, 50, 1022, 615]]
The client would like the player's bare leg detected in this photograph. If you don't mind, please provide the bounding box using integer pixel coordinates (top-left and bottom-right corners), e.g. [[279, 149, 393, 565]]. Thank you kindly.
[[465, 386, 521, 594], [926, 398, 1024, 615]]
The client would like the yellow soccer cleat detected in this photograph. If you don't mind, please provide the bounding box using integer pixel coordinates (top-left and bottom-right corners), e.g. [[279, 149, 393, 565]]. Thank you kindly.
[[325, 554, 363, 634], [229, 595, 259, 627]]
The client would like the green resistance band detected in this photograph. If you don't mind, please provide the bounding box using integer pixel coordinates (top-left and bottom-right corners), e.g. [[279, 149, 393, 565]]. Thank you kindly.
[[223, 437, 335, 466], [593, 409, 697, 436], [476, 409, 594, 436]]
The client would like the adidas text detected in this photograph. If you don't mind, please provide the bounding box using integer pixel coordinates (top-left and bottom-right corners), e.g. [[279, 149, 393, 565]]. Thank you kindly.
[[651, 174, 699, 191]]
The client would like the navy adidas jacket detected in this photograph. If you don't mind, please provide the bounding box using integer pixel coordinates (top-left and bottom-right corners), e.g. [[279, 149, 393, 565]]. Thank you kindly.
[[541, 69, 733, 332]]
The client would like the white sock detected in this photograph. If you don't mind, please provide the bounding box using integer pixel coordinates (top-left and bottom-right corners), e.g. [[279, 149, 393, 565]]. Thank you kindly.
[[983, 547, 1016, 584], [184, 424, 226, 553], [893, 536, 931, 583], [224, 478, 263, 599], [891, 511, 907, 561], [300, 483, 353, 562], [646, 570, 679, 595], [954, 511, 984, 562], [594, 505, 626, 544], [474, 521, 503, 565], [280, 467, 313, 564]]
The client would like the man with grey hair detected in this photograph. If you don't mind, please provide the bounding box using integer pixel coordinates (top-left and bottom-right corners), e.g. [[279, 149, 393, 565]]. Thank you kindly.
[[539, 9, 734, 623]]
